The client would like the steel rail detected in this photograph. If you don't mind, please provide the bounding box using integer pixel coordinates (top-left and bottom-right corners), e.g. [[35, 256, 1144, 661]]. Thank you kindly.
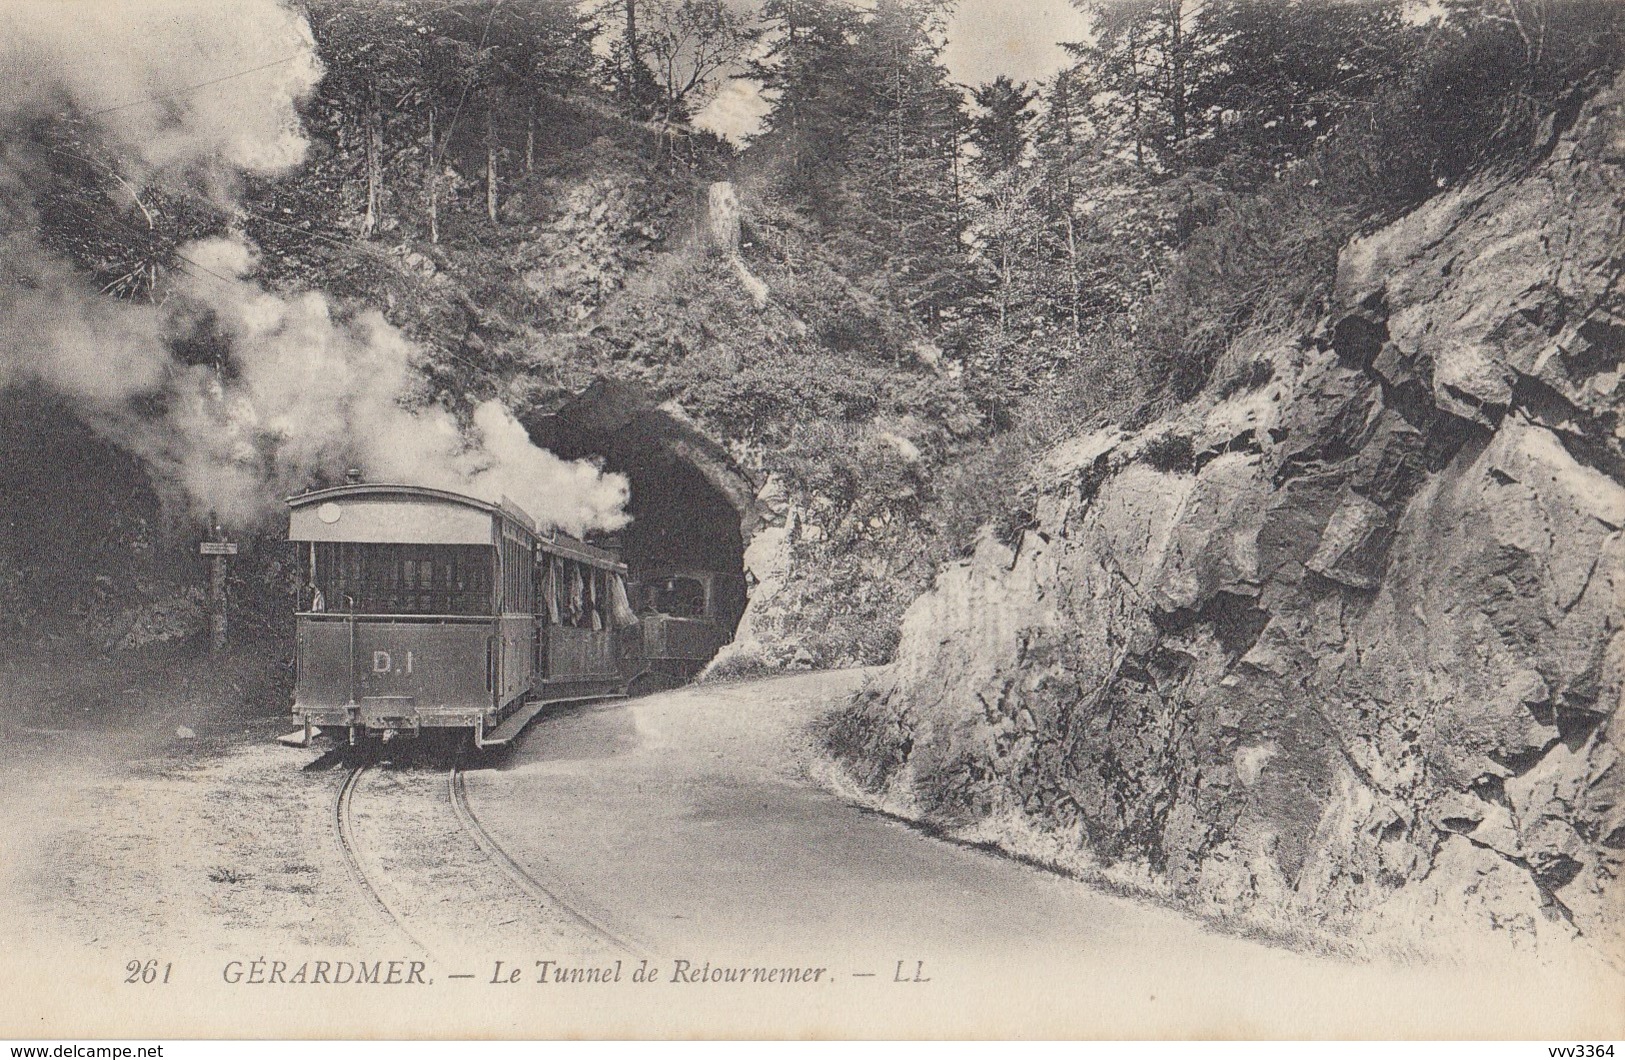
[[332, 762, 434, 958], [446, 766, 644, 958]]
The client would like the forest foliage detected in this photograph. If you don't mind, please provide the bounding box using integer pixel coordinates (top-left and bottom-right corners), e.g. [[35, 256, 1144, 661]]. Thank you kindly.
[[9, 0, 1625, 663]]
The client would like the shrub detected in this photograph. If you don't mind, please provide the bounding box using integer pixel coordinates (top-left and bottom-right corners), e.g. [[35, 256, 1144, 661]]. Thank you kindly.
[[1141, 432, 1197, 475], [701, 644, 785, 683], [1122, 0, 1625, 401], [1213, 356, 1277, 401], [926, 433, 1036, 559]]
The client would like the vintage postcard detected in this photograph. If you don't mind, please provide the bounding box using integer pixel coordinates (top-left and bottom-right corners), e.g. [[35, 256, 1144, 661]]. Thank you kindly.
[[1, 0, 1622, 1042]]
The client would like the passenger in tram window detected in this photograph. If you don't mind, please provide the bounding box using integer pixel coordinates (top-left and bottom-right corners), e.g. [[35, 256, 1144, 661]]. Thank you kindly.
[[568, 563, 586, 627], [307, 581, 325, 613], [654, 576, 706, 618], [537, 558, 555, 624], [609, 574, 639, 629]]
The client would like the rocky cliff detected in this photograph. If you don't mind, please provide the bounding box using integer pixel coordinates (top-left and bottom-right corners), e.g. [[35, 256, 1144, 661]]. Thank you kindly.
[[825, 75, 1625, 956]]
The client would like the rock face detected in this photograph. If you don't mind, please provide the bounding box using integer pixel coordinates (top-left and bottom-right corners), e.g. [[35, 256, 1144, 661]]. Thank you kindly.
[[830, 75, 1625, 954], [705, 180, 771, 309]]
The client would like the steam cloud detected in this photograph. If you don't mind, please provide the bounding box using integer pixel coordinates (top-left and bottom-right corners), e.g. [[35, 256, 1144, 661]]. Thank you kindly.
[[0, 0, 631, 536]]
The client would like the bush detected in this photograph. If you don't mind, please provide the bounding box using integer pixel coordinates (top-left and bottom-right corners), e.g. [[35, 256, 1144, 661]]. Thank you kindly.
[[925, 434, 1036, 559], [1135, 178, 1356, 400], [1140, 431, 1197, 475], [1017, 327, 1152, 445], [701, 643, 785, 683], [816, 690, 914, 794], [1213, 354, 1276, 401]]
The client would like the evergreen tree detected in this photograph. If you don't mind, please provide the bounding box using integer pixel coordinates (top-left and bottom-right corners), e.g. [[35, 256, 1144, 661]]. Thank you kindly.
[[1067, 0, 1208, 175], [746, 0, 969, 332], [845, 0, 968, 323], [747, 0, 868, 212], [592, 0, 665, 118], [1186, 0, 1413, 184], [969, 76, 1038, 177], [297, 0, 601, 242]]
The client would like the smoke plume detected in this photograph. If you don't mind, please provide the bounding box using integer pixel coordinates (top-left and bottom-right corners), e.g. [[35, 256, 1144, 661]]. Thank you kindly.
[[0, 0, 631, 537]]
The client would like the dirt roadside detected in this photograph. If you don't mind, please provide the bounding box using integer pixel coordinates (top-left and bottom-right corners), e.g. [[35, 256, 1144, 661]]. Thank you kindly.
[[0, 645, 605, 967]]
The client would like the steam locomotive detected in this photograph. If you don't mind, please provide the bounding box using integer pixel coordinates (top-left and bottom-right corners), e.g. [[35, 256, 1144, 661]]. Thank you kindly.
[[288, 483, 738, 748]]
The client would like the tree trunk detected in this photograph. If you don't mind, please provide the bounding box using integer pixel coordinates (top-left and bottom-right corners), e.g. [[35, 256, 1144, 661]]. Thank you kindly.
[[426, 105, 439, 244], [525, 108, 535, 173], [891, 38, 904, 239], [998, 244, 1010, 333], [625, 0, 642, 101], [362, 101, 383, 238], [1065, 203, 1081, 337], [1168, 0, 1187, 144], [485, 108, 498, 224], [1129, 28, 1145, 170], [1058, 71, 1075, 147]]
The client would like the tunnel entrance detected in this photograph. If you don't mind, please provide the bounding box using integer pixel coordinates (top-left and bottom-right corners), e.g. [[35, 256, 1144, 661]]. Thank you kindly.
[[526, 380, 755, 684]]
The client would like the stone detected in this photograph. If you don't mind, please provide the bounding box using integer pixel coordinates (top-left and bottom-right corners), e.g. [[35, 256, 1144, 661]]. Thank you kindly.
[[1233, 743, 1277, 788], [1305, 491, 1394, 589], [1522, 815, 1588, 888], [814, 67, 1625, 960], [706, 182, 742, 253], [1470, 805, 1523, 860]]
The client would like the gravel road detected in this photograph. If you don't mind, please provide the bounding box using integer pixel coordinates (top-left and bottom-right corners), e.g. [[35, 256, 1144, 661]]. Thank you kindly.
[[3, 669, 1618, 1037]]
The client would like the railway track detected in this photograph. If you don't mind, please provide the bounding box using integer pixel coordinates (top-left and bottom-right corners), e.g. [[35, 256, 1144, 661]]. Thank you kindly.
[[330, 754, 642, 962], [447, 766, 643, 956], [331, 761, 434, 958]]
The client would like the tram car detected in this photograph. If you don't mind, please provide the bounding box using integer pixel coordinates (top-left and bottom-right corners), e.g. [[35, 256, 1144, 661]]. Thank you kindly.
[[288, 483, 638, 748], [624, 568, 745, 692]]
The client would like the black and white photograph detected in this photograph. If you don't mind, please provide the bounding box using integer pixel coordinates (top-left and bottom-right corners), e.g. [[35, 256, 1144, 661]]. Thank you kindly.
[[0, 0, 1622, 1043]]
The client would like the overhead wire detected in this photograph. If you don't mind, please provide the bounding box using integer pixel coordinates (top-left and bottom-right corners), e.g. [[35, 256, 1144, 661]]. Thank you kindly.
[[76, 56, 302, 119], [429, 0, 507, 178], [44, 177, 510, 385], [63, 184, 513, 386], [35, 41, 522, 386], [40, 146, 245, 288]]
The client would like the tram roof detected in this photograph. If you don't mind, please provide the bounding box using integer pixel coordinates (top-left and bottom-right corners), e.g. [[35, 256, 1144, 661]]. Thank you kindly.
[[287, 483, 625, 570], [290, 482, 515, 515]]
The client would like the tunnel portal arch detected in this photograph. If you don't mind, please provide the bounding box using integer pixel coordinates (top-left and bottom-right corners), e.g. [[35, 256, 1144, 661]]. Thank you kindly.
[[525, 380, 756, 666]]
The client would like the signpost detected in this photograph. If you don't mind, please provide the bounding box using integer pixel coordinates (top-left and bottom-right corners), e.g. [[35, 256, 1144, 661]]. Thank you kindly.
[[200, 518, 238, 654]]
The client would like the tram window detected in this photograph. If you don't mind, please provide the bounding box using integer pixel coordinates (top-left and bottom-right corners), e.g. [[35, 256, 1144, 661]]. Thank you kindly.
[[652, 577, 707, 619], [308, 543, 493, 616], [538, 556, 563, 624], [498, 533, 534, 615], [565, 561, 584, 627], [589, 569, 605, 631]]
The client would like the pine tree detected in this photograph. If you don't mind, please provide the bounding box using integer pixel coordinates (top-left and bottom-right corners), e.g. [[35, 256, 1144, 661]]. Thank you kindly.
[[969, 76, 1038, 177], [303, 0, 598, 239], [1067, 0, 1208, 175], [748, 0, 867, 212], [1186, 0, 1412, 184], [843, 0, 968, 324], [744, 0, 970, 332], [593, 0, 665, 118]]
